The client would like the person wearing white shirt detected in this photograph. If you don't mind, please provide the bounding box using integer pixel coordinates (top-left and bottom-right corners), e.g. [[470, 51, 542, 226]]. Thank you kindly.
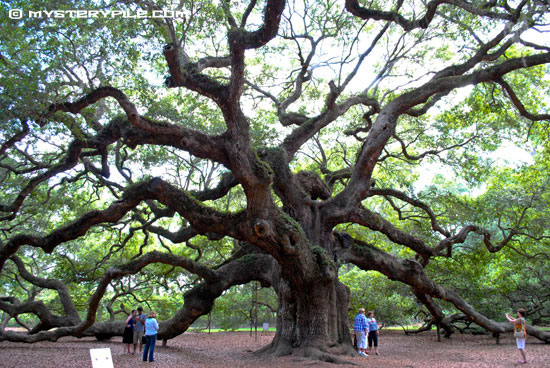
[[142, 310, 160, 362]]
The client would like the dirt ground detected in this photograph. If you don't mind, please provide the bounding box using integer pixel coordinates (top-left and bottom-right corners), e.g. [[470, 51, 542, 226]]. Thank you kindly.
[[0, 330, 549, 368]]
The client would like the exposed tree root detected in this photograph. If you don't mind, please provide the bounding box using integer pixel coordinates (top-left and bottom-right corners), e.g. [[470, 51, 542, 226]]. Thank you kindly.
[[255, 340, 358, 365]]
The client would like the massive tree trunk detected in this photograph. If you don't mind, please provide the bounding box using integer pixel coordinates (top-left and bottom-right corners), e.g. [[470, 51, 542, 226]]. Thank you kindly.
[[252, 190, 357, 361], [264, 277, 354, 359]]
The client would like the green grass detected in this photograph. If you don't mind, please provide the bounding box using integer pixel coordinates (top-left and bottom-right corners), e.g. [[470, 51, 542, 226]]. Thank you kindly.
[[382, 324, 429, 331], [189, 327, 277, 333]]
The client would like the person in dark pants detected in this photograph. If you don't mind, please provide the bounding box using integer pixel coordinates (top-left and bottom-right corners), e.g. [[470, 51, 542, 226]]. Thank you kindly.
[[143, 310, 159, 362], [366, 311, 380, 355], [122, 309, 137, 354]]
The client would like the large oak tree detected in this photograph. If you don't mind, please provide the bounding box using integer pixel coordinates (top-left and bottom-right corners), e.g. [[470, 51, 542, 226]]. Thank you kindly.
[[1, 0, 550, 362]]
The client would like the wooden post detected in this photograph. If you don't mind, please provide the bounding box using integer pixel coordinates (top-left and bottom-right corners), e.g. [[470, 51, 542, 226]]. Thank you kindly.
[[254, 281, 259, 342]]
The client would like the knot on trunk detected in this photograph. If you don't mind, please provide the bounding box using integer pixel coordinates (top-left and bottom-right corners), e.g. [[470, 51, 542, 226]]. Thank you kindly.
[[280, 234, 299, 256], [254, 220, 271, 238], [295, 171, 331, 200]]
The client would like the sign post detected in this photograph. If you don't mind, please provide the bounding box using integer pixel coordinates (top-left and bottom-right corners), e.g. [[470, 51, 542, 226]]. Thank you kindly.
[[90, 348, 114, 368]]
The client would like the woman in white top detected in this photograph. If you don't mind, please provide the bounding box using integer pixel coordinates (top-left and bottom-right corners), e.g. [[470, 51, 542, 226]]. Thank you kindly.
[[142, 310, 159, 362]]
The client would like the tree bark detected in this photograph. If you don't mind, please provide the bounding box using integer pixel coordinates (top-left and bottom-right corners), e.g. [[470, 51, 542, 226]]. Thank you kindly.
[[259, 276, 355, 361]]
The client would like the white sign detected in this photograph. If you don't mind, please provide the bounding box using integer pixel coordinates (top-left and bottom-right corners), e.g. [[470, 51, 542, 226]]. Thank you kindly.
[[90, 348, 114, 368], [263, 323, 269, 331]]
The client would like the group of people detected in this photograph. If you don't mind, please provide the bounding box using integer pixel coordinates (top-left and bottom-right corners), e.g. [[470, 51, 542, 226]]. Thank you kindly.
[[353, 306, 529, 364], [119, 305, 528, 364], [353, 308, 379, 357], [122, 306, 160, 362]]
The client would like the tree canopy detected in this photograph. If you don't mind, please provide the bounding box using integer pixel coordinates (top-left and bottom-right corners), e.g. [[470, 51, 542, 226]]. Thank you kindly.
[[1, 0, 549, 361]]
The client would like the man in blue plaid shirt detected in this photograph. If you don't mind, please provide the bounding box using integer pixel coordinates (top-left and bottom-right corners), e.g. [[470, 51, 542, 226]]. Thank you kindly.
[[353, 308, 369, 357]]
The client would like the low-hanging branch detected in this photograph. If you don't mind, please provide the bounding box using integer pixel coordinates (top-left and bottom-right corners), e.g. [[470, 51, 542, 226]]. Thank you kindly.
[[0, 248, 276, 343], [337, 236, 550, 342], [10, 256, 80, 325]]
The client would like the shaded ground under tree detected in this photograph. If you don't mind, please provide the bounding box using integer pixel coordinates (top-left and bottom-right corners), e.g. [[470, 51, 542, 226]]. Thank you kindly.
[[1, 330, 549, 368]]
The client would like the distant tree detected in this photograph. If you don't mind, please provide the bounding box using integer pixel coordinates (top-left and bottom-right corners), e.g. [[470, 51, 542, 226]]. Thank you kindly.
[[1, 0, 550, 362]]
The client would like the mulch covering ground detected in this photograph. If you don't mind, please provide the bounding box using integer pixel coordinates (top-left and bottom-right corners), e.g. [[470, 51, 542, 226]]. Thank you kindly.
[[0, 329, 549, 367]]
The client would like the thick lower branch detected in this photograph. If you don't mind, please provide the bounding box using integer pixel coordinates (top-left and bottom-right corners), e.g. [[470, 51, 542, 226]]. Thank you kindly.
[[338, 238, 550, 342], [0, 250, 276, 343], [10, 256, 80, 323]]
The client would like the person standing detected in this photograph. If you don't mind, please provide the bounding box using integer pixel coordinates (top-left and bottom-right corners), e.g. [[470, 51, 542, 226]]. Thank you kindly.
[[143, 310, 160, 362], [134, 306, 147, 354], [122, 309, 137, 354], [506, 308, 528, 364], [366, 311, 379, 355], [353, 308, 369, 357]]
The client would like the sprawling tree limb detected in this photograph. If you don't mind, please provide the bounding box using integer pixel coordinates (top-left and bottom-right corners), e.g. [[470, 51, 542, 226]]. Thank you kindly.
[[413, 290, 453, 338], [388, 133, 478, 162], [229, 0, 285, 50], [332, 51, 550, 207], [47, 89, 230, 163], [196, 56, 232, 71], [0, 172, 311, 287], [0, 114, 232, 222], [1, 250, 220, 341], [159, 250, 277, 340], [337, 237, 550, 342], [191, 171, 239, 201], [43, 86, 140, 127], [496, 77, 550, 122], [0, 247, 277, 343], [0, 120, 29, 155], [163, 43, 230, 104], [337, 205, 435, 260], [404, 92, 452, 117], [0, 178, 248, 270], [0, 140, 85, 220], [329, 200, 519, 262], [0, 296, 77, 335], [433, 224, 516, 256], [345, 0, 516, 32], [282, 94, 379, 158], [369, 188, 450, 237], [9, 256, 80, 325]]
